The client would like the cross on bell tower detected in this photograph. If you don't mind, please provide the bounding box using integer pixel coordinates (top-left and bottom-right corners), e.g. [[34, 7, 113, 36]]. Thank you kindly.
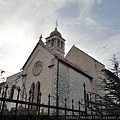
[[45, 24, 66, 57]]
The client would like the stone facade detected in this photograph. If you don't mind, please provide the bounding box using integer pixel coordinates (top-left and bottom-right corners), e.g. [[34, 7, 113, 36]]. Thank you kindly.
[[21, 42, 92, 110], [65, 45, 105, 96], [56, 61, 92, 110], [22, 42, 55, 104]]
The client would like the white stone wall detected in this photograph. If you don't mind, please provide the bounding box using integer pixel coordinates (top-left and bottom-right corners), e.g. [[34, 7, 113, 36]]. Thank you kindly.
[[52, 59, 92, 111], [22, 43, 54, 104]]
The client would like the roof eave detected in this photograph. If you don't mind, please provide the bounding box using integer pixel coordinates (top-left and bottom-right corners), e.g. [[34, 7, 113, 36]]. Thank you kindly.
[[55, 55, 93, 80]]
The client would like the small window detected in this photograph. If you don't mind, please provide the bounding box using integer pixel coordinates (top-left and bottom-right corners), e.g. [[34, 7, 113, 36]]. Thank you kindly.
[[30, 83, 35, 102], [57, 40, 60, 47], [52, 39, 54, 46], [61, 41, 63, 48], [48, 40, 50, 47], [34, 81, 40, 103]]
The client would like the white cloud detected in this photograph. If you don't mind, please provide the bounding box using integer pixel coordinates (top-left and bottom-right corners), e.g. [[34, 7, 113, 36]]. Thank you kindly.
[[78, 0, 94, 19], [84, 17, 96, 26], [0, 0, 119, 74]]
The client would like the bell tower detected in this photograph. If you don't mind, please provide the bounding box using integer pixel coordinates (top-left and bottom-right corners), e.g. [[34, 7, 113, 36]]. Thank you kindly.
[[46, 27, 66, 57]]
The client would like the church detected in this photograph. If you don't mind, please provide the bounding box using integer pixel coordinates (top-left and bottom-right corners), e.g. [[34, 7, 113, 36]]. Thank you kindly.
[[6, 26, 105, 109]]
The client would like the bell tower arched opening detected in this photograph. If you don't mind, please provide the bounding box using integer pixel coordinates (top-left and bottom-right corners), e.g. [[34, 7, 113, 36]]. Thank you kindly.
[[46, 27, 66, 57]]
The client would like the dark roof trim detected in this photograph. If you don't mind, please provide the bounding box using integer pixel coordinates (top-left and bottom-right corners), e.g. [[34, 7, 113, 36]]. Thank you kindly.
[[55, 55, 93, 80], [22, 41, 55, 69], [45, 35, 66, 41], [102, 69, 119, 80], [69, 45, 104, 66]]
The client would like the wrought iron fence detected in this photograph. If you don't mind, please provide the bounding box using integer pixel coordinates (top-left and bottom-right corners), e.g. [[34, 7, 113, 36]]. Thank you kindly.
[[86, 91, 120, 116], [0, 84, 86, 120], [0, 84, 120, 120]]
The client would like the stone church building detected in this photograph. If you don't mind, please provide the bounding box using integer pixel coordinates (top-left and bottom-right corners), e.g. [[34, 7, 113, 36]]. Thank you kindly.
[[6, 27, 105, 109]]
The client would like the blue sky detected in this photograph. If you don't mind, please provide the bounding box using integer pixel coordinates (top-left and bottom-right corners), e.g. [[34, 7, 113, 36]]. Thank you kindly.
[[0, 0, 120, 79]]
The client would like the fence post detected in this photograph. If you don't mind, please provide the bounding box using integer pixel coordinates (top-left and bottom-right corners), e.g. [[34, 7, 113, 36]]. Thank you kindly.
[[78, 101, 80, 118], [36, 83, 40, 111], [48, 94, 51, 120], [83, 83, 87, 115], [72, 99, 74, 116], [56, 95, 59, 120], [14, 86, 21, 120], [0, 87, 5, 110], [90, 93, 93, 115], [36, 87, 41, 120], [38, 92, 42, 119], [65, 98, 67, 120], [31, 86, 35, 109], [27, 90, 31, 120], [1, 85, 8, 116], [100, 97, 103, 115]]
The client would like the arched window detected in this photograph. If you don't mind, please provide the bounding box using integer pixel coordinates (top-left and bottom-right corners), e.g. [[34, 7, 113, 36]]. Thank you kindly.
[[61, 41, 63, 48], [52, 39, 54, 46], [30, 83, 35, 102], [48, 40, 50, 47], [9, 85, 15, 99], [34, 81, 40, 103], [57, 40, 60, 47]]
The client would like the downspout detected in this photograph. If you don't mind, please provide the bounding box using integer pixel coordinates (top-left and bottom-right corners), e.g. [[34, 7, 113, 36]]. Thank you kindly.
[[56, 57, 59, 117], [56, 58, 59, 102]]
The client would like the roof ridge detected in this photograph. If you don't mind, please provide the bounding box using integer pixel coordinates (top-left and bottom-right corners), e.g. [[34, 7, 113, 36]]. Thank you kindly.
[[68, 45, 104, 66], [55, 54, 92, 79]]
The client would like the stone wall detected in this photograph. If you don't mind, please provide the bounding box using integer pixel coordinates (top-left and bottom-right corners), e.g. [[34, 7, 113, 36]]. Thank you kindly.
[[52, 59, 92, 110], [65, 45, 105, 96]]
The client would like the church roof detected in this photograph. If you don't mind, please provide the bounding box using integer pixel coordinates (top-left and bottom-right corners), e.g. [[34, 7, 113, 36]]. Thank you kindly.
[[54, 53, 93, 80], [102, 69, 119, 80], [22, 40, 92, 80], [45, 27, 65, 41], [66, 45, 104, 66], [22, 41, 55, 69], [50, 27, 62, 37]]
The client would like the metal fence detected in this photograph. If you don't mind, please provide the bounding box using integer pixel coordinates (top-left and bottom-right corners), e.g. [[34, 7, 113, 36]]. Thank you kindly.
[[0, 84, 86, 120], [86, 91, 120, 116], [0, 84, 120, 120]]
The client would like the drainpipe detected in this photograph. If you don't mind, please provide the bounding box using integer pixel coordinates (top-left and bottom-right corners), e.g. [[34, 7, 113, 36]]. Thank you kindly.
[[56, 57, 59, 117], [83, 83, 87, 115]]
